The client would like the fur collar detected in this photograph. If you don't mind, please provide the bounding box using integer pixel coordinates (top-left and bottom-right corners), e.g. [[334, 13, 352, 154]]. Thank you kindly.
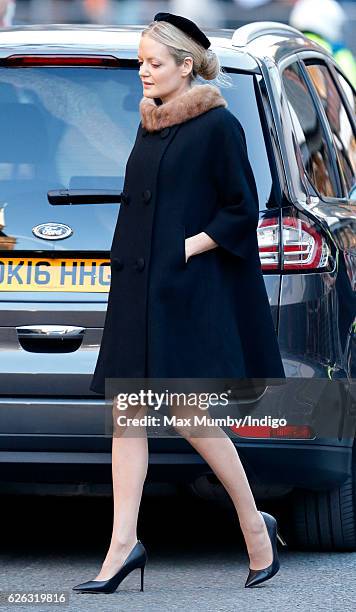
[[139, 83, 228, 132]]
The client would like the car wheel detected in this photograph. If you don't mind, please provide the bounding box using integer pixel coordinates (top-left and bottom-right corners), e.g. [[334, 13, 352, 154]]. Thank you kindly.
[[283, 447, 356, 551]]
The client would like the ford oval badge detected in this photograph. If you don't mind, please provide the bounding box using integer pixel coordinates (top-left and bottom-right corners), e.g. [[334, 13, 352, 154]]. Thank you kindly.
[[32, 222, 73, 240]]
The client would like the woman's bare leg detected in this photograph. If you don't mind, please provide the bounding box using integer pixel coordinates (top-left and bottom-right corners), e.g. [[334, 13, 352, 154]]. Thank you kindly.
[[94, 398, 148, 581], [171, 402, 273, 571]]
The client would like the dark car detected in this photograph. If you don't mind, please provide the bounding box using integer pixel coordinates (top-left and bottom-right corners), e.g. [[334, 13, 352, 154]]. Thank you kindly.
[[0, 22, 355, 551]]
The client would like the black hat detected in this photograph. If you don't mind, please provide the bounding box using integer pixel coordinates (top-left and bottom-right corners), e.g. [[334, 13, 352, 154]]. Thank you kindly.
[[153, 12, 211, 50]]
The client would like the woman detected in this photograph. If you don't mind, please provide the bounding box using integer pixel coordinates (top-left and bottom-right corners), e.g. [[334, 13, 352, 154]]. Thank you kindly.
[[73, 12, 286, 595]]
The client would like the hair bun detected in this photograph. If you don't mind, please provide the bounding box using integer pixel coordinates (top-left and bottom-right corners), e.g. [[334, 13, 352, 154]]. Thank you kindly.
[[198, 49, 220, 80]]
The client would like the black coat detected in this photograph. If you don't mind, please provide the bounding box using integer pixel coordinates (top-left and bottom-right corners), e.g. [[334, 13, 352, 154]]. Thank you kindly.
[[90, 105, 285, 395]]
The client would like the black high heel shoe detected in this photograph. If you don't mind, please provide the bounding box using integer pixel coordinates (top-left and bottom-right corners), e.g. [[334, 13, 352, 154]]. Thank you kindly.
[[72, 540, 148, 594], [244, 511, 287, 588]]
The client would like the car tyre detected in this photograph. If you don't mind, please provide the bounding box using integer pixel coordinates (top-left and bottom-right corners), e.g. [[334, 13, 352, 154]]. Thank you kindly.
[[283, 447, 356, 551]]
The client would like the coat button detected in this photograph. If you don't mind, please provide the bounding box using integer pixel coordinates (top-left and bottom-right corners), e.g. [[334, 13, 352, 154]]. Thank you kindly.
[[142, 189, 152, 204], [134, 257, 145, 272], [111, 257, 124, 271], [120, 191, 130, 205], [160, 127, 170, 138]]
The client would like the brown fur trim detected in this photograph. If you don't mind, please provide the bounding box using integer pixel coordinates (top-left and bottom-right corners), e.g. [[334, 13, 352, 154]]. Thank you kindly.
[[139, 83, 228, 132]]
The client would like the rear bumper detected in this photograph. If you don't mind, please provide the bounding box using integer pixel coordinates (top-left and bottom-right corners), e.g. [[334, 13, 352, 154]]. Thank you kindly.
[[0, 393, 354, 495], [0, 441, 352, 494]]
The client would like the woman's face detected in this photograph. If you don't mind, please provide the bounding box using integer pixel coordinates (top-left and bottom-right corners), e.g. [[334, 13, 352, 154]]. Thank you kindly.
[[137, 35, 193, 103]]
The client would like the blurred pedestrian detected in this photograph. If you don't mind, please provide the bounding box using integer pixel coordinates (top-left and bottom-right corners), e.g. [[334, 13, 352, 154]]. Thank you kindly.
[[82, 0, 116, 24], [289, 0, 356, 87], [0, 0, 16, 26]]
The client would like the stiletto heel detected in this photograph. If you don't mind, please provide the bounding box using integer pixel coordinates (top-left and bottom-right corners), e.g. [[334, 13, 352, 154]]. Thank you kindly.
[[72, 540, 148, 594], [140, 565, 144, 592], [244, 511, 283, 588], [276, 530, 288, 547]]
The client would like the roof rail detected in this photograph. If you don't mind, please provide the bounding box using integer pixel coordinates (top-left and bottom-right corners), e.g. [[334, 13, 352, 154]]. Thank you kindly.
[[231, 21, 304, 47]]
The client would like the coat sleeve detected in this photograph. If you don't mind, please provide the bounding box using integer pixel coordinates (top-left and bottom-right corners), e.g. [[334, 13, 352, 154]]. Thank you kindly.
[[202, 112, 259, 260]]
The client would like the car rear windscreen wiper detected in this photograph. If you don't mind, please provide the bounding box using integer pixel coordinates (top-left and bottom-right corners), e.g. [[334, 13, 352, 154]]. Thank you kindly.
[[47, 189, 122, 205]]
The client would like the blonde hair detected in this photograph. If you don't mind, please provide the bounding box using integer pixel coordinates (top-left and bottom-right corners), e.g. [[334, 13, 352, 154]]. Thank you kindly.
[[141, 20, 232, 88]]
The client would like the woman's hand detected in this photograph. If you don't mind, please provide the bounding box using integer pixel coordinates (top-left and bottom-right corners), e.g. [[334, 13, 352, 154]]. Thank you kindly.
[[184, 237, 194, 263], [185, 233, 218, 263]]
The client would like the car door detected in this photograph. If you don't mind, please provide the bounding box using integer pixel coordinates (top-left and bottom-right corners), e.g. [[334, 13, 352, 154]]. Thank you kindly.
[[301, 55, 356, 371], [277, 56, 355, 379], [299, 56, 356, 387]]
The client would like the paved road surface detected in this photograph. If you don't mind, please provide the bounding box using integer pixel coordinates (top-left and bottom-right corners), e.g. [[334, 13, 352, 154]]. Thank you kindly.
[[1, 492, 355, 611]]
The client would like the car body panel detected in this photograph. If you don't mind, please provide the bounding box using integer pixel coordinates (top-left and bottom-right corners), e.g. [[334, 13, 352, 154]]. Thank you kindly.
[[0, 24, 355, 495]]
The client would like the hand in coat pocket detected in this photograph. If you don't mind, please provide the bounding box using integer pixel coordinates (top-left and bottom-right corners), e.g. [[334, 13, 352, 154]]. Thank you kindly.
[[182, 225, 199, 265], [182, 225, 189, 265], [184, 237, 191, 264], [184, 233, 195, 265], [184, 237, 197, 263], [184, 230, 219, 266]]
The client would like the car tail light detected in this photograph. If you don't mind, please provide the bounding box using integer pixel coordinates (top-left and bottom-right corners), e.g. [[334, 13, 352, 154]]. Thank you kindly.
[[230, 424, 314, 439], [281, 216, 331, 270], [257, 216, 280, 270], [2, 55, 119, 66], [258, 215, 331, 271]]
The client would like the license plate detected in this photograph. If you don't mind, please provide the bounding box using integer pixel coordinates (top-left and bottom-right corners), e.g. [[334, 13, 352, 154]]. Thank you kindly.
[[0, 257, 110, 292]]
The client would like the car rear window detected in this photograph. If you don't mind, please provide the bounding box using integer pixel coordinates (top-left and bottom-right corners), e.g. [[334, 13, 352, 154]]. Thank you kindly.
[[0, 66, 271, 254]]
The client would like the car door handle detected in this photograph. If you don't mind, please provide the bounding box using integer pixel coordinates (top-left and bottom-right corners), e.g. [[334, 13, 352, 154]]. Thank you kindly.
[[16, 325, 86, 340], [47, 189, 122, 205]]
